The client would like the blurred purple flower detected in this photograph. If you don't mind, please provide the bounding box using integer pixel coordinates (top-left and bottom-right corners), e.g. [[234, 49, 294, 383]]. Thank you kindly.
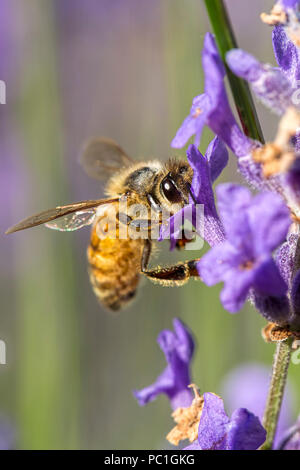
[[220, 363, 295, 449], [197, 184, 290, 315], [171, 33, 252, 157], [279, 416, 300, 449], [133, 318, 194, 410], [160, 138, 227, 248], [185, 393, 266, 450], [0, 418, 15, 450], [226, 49, 295, 115]]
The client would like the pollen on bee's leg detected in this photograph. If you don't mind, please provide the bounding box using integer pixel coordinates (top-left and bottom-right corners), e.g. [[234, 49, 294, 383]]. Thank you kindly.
[[166, 383, 204, 446]]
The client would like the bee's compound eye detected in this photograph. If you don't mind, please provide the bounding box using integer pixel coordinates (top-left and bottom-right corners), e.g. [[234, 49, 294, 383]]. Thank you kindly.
[[160, 176, 182, 203]]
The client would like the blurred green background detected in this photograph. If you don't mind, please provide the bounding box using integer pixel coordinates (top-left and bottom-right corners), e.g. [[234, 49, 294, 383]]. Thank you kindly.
[[1, 0, 299, 449]]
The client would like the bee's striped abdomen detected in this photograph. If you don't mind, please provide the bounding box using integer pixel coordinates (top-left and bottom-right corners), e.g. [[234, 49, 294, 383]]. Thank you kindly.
[[87, 222, 144, 311]]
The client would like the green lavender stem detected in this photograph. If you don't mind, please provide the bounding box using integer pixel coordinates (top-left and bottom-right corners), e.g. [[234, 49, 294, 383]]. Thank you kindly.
[[203, 0, 264, 143], [260, 338, 293, 450]]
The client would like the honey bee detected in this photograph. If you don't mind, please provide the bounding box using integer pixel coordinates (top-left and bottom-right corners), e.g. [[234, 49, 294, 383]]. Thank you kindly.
[[6, 138, 200, 311]]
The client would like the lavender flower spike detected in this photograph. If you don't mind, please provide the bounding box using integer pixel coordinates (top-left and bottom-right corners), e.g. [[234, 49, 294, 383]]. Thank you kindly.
[[198, 184, 291, 315], [133, 318, 194, 410], [172, 33, 252, 158], [185, 393, 266, 450]]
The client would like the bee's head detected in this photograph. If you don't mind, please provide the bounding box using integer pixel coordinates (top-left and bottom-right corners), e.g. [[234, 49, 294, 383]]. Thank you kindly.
[[158, 160, 193, 210]]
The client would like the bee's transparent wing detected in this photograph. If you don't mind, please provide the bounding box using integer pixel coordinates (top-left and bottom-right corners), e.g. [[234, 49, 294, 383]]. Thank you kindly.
[[5, 198, 119, 234], [45, 209, 97, 231], [79, 137, 135, 181]]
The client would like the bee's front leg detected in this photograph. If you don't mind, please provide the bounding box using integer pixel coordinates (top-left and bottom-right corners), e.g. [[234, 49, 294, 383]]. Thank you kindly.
[[174, 230, 196, 250], [141, 240, 200, 286]]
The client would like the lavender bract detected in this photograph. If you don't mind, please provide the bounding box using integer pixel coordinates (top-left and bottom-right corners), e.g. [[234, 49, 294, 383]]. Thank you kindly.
[[133, 318, 194, 410]]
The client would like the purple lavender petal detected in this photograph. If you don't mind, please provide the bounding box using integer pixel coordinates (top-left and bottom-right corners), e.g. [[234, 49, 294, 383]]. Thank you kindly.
[[197, 242, 241, 286], [187, 144, 211, 203], [205, 136, 229, 182], [159, 205, 189, 242], [216, 184, 253, 252], [197, 393, 265, 450], [197, 393, 230, 450], [226, 49, 294, 114], [202, 34, 253, 157], [226, 49, 263, 82], [273, 25, 300, 86], [187, 144, 225, 245], [171, 34, 253, 158], [216, 183, 252, 215], [247, 192, 291, 255], [133, 319, 194, 410], [226, 408, 266, 450], [133, 368, 175, 405], [253, 257, 288, 296], [171, 94, 210, 148], [169, 318, 194, 363], [220, 268, 255, 313]]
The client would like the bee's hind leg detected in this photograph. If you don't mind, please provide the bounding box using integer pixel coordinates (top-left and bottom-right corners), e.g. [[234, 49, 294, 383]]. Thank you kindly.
[[141, 240, 200, 286]]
